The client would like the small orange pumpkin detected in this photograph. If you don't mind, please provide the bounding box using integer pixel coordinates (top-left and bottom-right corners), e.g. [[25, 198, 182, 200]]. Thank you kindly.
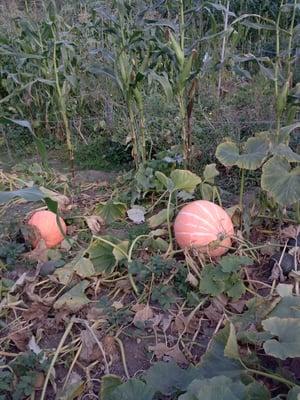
[[174, 200, 234, 257], [28, 210, 67, 248]]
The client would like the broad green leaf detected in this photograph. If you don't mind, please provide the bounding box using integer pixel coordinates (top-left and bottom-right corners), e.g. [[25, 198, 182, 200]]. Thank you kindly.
[[261, 156, 300, 205], [103, 378, 155, 400], [148, 208, 174, 229], [224, 323, 240, 361], [100, 375, 123, 399], [219, 255, 253, 273], [0, 187, 45, 204], [227, 280, 246, 300], [215, 141, 239, 167], [144, 361, 201, 395], [95, 201, 127, 224], [200, 183, 214, 200], [287, 387, 300, 400], [269, 296, 300, 319], [170, 169, 201, 193], [53, 281, 90, 312], [155, 171, 173, 190], [197, 324, 245, 379], [262, 317, 300, 360], [272, 144, 300, 162], [86, 237, 118, 273], [216, 136, 269, 170], [280, 122, 300, 141], [203, 163, 219, 184]]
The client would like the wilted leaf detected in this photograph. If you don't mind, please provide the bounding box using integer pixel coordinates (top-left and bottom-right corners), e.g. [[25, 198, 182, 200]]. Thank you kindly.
[[55, 372, 84, 400], [0, 186, 45, 204], [170, 170, 201, 192], [55, 256, 95, 284], [39, 187, 70, 210], [79, 328, 103, 363], [133, 304, 153, 325], [261, 156, 300, 205], [148, 208, 174, 229], [262, 317, 300, 360], [9, 327, 31, 351], [276, 283, 293, 297], [95, 201, 127, 223], [54, 280, 90, 312], [112, 240, 129, 262], [203, 163, 219, 184], [25, 239, 49, 263], [148, 343, 188, 364], [85, 215, 105, 234], [127, 206, 146, 224]]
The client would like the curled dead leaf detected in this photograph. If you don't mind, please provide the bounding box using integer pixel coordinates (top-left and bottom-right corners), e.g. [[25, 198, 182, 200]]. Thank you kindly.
[[79, 328, 103, 363], [133, 304, 153, 325], [148, 343, 188, 364], [103, 336, 119, 362], [39, 187, 70, 211], [9, 327, 31, 351], [24, 239, 49, 263], [85, 215, 105, 234], [25, 282, 56, 306]]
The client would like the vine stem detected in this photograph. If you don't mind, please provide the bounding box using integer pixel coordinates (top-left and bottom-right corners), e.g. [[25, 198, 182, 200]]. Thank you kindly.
[[40, 319, 74, 400], [239, 168, 245, 210]]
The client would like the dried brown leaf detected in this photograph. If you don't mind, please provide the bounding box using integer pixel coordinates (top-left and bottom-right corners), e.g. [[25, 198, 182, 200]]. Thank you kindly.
[[103, 336, 119, 362], [22, 303, 50, 322], [25, 282, 56, 306], [281, 225, 300, 239], [85, 215, 105, 234], [112, 301, 124, 310], [133, 305, 153, 325], [9, 327, 31, 351], [79, 329, 103, 363], [25, 239, 49, 263], [39, 187, 70, 211], [148, 343, 188, 364]]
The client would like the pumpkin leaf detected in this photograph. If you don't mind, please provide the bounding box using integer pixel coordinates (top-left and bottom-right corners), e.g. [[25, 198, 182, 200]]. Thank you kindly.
[[148, 207, 174, 229], [178, 376, 269, 400], [219, 255, 253, 273], [269, 296, 300, 319], [95, 201, 127, 224], [53, 280, 90, 312], [261, 156, 300, 205], [216, 137, 269, 170], [224, 323, 240, 361], [86, 237, 119, 273], [100, 375, 123, 400], [170, 169, 201, 192], [203, 163, 219, 184], [262, 317, 300, 360], [287, 387, 300, 400], [272, 144, 300, 162], [155, 171, 173, 191], [54, 256, 95, 284], [0, 187, 45, 204], [101, 378, 155, 400]]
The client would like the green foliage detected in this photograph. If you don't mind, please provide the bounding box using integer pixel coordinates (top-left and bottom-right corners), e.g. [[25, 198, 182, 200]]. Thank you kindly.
[[199, 256, 253, 300], [0, 352, 49, 400], [0, 242, 25, 265], [95, 201, 127, 224]]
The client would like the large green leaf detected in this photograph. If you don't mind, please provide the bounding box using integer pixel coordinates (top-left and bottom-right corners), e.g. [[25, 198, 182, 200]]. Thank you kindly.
[[170, 169, 201, 193], [100, 375, 123, 399], [178, 376, 270, 400], [287, 387, 300, 400], [86, 237, 119, 274], [216, 136, 269, 170], [95, 201, 127, 224], [261, 156, 300, 205], [219, 255, 253, 273], [54, 256, 95, 285], [262, 317, 300, 360], [144, 361, 200, 395], [102, 379, 155, 400], [0, 187, 45, 204], [269, 296, 300, 319], [272, 144, 300, 162]]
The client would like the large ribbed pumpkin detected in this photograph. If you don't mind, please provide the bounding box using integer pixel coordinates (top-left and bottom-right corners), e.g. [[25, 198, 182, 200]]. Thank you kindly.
[[28, 210, 67, 248], [174, 200, 234, 257]]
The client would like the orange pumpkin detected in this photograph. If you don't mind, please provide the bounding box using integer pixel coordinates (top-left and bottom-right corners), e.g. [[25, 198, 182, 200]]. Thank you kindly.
[[28, 210, 67, 248], [174, 200, 234, 257]]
